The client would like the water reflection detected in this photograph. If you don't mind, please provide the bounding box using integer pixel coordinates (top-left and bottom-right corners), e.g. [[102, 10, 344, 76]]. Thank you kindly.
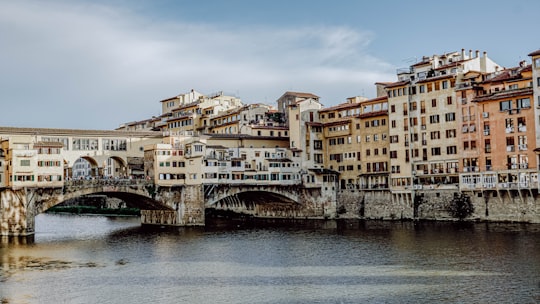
[[0, 214, 539, 304]]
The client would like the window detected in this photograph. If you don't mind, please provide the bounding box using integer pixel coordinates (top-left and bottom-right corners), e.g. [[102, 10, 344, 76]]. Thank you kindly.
[[431, 99, 437, 107], [20, 159, 30, 166], [446, 129, 456, 138], [419, 85, 425, 93], [445, 112, 455, 121], [499, 100, 511, 111], [73, 138, 98, 150], [517, 98, 530, 109], [390, 151, 397, 158], [447, 146, 457, 154], [447, 96, 453, 105], [431, 147, 441, 156], [429, 115, 440, 124], [442, 80, 448, 89], [430, 131, 440, 140]]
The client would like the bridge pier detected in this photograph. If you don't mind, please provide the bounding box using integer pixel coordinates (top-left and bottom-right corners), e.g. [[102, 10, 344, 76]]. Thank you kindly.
[[0, 188, 34, 236]]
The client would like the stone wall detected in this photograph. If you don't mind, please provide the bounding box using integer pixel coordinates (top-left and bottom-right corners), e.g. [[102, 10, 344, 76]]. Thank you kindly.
[[469, 190, 540, 223], [0, 189, 30, 236], [155, 185, 204, 226], [416, 189, 460, 220], [337, 188, 540, 223], [365, 191, 409, 220]]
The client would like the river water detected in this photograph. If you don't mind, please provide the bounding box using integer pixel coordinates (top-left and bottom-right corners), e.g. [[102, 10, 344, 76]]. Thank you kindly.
[[1, 214, 539, 304]]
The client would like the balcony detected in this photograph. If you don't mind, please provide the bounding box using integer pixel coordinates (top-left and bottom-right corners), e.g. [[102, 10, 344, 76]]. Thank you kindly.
[[518, 144, 528, 151], [505, 127, 514, 134], [506, 145, 515, 152]]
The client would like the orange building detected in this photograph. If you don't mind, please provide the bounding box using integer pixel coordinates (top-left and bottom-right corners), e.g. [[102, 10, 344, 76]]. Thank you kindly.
[[459, 62, 536, 190]]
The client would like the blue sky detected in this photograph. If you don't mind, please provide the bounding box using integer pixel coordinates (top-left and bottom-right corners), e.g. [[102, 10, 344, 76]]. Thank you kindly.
[[1, 0, 539, 129]]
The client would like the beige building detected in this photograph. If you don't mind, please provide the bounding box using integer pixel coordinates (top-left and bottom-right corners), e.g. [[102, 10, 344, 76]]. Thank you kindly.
[[0, 128, 162, 183], [1, 136, 64, 189], [318, 97, 363, 190], [356, 96, 389, 190], [208, 103, 280, 136], [163, 91, 243, 135], [277, 91, 320, 124], [144, 134, 294, 187], [382, 49, 502, 205]]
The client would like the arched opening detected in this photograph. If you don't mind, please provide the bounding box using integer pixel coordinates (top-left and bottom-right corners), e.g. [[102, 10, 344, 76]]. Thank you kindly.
[[103, 156, 128, 178], [42, 190, 173, 216], [207, 190, 300, 219], [71, 157, 99, 179]]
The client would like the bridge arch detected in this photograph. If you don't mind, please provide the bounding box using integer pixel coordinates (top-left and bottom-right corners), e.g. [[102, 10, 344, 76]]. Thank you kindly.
[[33, 181, 174, 216], [104, 156, 128, 178], [205, 185, 301, 208]]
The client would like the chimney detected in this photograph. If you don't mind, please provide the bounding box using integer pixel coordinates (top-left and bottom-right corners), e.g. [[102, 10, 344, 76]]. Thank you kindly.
[[475, 50, 480, 58], [469, 50, 472, 59], [461, 48, 465, 59], [483, 51, 487, 58]]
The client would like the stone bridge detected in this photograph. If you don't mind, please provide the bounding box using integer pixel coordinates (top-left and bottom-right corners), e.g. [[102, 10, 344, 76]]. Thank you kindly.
[[0, 179, 205, 236], [204, 183, 335, 219], [1, 180, 336, 236]]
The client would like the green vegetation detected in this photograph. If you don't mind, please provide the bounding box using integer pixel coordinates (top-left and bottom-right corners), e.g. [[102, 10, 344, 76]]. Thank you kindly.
[[447, 193, 474, 220], [46, 206, 140, 216]]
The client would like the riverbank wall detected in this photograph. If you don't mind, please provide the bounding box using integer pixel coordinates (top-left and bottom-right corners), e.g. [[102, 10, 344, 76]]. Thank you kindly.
[[336, 189, 540, 223]]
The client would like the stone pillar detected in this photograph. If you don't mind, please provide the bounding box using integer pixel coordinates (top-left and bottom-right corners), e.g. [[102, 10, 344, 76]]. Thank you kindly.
[[140, 210, 178, 225], [0, 189, 34, 236], [175, 185, 205, 225]]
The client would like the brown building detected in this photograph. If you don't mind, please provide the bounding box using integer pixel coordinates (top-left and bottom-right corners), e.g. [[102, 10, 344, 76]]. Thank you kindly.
[[459, 62, 536, 190]]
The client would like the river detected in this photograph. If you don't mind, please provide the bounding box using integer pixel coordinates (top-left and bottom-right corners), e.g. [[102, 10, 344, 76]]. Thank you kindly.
[[1, 214, 539, 303]]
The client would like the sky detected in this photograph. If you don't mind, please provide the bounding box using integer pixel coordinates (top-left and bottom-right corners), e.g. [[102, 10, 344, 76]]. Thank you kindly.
[[1, 0, 539, 130]]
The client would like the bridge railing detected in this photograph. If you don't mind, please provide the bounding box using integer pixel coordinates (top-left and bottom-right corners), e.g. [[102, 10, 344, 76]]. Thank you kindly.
[[64, 178, 154, 188]]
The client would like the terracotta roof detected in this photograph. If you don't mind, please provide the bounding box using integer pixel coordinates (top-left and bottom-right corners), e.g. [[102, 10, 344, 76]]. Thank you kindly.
[[358, 110, 388, 119], [415, 74, 455, 84], [159, 96, 179, 103], [323, 119, 351, 127], [319, 101, 360, 113], [383, 80, 410, 88], [472, 87, 533, 103], [250, 125, 288, 130], [482, 65, 531, 83], [528, 49, 540, 56], [411, 59, 431, 67], [278, 91, 320, 100]]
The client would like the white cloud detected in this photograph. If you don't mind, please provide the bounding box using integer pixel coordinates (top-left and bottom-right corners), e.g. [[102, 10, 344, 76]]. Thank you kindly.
[[0, 0, 395, 129]]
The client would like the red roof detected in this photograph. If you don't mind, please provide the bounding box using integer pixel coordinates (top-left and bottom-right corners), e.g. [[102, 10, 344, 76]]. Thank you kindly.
[[472, 87, 533, 102], [415, 74, 455, 84], [528, 49, 540, 56], [383, 80, 409, 88], [279, 91, 320, 100]]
